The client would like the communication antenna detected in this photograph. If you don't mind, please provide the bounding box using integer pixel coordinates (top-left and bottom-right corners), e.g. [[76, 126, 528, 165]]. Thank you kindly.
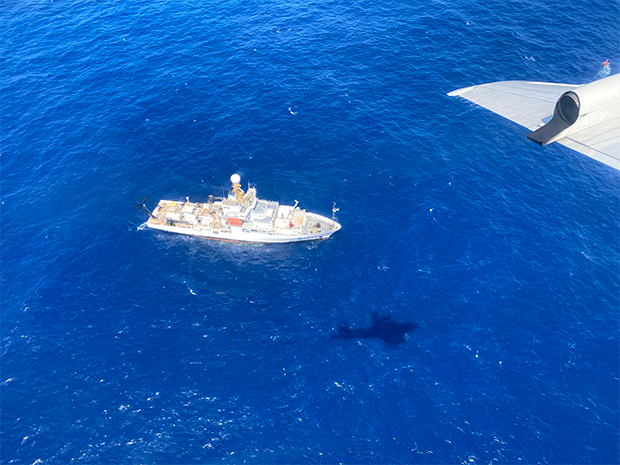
[[230, 173, 245, 202], [332, 202, 339, 221]]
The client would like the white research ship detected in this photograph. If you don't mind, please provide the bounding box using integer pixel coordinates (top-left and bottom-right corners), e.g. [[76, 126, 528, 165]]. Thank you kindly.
[[137, 174, 341, 243]]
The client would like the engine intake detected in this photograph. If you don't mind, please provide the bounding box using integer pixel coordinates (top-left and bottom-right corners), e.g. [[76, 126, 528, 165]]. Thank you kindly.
[[527, 91, 580, 146]]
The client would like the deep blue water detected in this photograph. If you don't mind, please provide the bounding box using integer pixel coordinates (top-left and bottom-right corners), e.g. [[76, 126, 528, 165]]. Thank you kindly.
[[2, 1, 619, 463]]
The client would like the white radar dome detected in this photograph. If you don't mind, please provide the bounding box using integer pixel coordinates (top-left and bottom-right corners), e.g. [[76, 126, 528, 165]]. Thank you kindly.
[[230, 174, 241, 184]]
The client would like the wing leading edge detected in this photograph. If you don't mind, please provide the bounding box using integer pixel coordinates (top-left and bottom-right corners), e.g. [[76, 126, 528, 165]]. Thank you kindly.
[[448, 74, 620, 171]]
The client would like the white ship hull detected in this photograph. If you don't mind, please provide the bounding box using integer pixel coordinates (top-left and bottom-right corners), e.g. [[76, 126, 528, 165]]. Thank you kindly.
[[146, 209, 340, 243], [138, 178, 341, 244]]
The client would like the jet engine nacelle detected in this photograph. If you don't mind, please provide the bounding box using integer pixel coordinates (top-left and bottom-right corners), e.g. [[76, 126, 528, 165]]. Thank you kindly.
[[527, 73, 620, 146]]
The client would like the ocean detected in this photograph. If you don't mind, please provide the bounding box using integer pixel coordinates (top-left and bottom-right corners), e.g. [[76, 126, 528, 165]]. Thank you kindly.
[[1, 1, 619, 463]]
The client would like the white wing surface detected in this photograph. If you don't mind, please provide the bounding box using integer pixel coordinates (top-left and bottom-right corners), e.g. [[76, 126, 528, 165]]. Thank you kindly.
[[448, 74, 620, 171], [448, 81, 578, 130]]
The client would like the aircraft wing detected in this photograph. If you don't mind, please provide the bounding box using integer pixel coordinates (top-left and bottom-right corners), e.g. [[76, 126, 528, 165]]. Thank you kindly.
[[448, 74, 620, 171], [448, 81, 578, 131]]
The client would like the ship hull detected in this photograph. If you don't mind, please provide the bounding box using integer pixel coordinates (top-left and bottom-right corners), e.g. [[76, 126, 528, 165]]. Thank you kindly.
[[145, 216, 340, 243]]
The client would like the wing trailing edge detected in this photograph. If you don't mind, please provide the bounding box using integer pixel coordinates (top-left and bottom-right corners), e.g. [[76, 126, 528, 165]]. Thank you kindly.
[[448, 74, 620, 171]]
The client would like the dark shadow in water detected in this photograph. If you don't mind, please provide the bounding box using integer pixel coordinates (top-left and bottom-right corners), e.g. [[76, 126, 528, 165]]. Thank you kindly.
[[334, 313, 418, 346]]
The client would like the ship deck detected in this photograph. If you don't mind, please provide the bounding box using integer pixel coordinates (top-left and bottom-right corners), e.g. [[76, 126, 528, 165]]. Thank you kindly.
[[141, 196, 340, 243]]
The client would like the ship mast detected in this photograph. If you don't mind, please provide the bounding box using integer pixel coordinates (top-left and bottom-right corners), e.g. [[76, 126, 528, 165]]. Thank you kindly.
[[230, 173, 245, 203], [332, 202, 339, 221]]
